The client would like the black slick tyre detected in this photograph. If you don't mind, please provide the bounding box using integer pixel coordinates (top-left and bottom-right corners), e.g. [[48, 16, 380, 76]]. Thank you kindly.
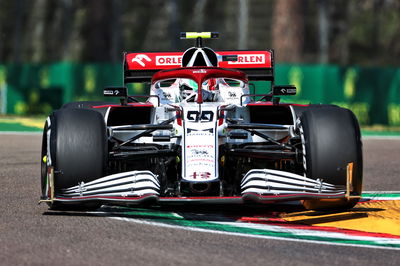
[[41, 108, 107, 210], [61, 101, 113, 117], [298, 105, 363, 210], [61, 101, 113, 109]]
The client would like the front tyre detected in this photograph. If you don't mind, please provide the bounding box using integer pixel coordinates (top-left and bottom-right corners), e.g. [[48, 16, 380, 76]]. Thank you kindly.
[[41, 108, 107, 210], [298, 105, 363, 210]]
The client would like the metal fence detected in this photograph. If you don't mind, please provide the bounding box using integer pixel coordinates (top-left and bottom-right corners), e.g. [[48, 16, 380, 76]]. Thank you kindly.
[[0, 63, 399, 126]]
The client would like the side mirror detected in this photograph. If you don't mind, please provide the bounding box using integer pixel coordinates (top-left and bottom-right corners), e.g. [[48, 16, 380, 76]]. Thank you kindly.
[[273, 85, 296, 96], [103, 87, 127, 97], [221, 55, 238, 62]]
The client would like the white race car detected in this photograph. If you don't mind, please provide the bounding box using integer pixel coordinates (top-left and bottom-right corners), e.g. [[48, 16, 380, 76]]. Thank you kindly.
[[40, 32, 362, 211]]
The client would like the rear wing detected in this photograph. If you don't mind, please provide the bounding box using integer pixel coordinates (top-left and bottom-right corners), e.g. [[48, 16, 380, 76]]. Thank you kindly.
[[123, 50, 274, 84]]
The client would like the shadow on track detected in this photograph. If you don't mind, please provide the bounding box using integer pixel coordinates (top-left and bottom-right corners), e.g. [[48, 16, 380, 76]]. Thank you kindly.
[[42, 202, 385, 225]]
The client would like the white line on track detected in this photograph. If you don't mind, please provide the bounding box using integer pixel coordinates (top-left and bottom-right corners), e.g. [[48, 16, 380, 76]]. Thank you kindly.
[[363, 191, 400, 193], [0, 131, 41, 135], [362, 136, 400, 140]]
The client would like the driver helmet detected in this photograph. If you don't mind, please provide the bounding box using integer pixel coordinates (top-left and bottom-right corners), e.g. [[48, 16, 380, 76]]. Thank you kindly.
[[201, 78, 222, 101], [178, 78, 198, 101]]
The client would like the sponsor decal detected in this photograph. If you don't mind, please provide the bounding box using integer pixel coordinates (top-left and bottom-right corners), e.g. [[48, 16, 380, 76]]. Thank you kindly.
[[227, 54, 265, 65], [186, 110, 214, 122], [131, 54, 152, 67], [75, 182, 87, 196], [190, 172, 211, 179], [187, 128, 214, 135], [156, 56, 182, 66], [126, 51, 272, 70], [103, 90, 114, 96], [162, 92, 172, 99], [191, 149, 209, 155], [183, 107, 218, 181], [103, 88, 127, 97], [218, 51, 272, 68], [187, 158, 214, 162], [192, 69, 207, 74], [228, 91, 237, 98], [279, 88, 296, 94], [186, 145, 214, 149]]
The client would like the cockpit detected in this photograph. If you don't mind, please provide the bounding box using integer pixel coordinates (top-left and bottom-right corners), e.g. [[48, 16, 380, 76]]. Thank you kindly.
[[150, 78, 249, 105]]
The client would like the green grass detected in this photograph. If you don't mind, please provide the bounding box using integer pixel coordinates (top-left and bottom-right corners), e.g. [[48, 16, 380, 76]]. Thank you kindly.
[[0, 115, 44, 132], [0, 122, 42, 132]]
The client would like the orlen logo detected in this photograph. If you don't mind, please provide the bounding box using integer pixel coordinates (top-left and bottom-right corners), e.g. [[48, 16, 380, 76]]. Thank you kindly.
[[228, 54, 265, 64], [156, 56, 182, 66], [132, 54, 152, 67]]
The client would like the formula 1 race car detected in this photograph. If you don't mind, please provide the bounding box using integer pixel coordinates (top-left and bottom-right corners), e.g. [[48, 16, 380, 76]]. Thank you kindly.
[[40, 32, 362, 211]]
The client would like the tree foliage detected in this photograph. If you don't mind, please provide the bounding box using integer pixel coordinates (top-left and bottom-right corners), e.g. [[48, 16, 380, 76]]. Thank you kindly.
[[0, 0, 398, 65]]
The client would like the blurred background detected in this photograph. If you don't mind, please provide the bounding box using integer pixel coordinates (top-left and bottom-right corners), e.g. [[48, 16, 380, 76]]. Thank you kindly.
[[0, 0, 399, 127]]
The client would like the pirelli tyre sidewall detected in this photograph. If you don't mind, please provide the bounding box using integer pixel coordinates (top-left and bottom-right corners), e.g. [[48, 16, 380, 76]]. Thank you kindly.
[[41, 108, 107, 208], [299, 105, 363, 210]]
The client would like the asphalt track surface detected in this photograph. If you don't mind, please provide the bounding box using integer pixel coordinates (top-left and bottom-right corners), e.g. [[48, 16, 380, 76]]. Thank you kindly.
[[1, 134, 399, 265]]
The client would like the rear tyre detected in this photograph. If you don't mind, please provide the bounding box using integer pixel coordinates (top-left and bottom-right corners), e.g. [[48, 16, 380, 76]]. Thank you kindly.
[[61, 101, 112, 109], [298, 105, 363, 210], [41, 108, 107, 210], [62, 101, 113, 117]]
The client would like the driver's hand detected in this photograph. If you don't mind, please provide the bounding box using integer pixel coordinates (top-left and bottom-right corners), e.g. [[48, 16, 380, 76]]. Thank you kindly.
[[202, 90, 217, 102]]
